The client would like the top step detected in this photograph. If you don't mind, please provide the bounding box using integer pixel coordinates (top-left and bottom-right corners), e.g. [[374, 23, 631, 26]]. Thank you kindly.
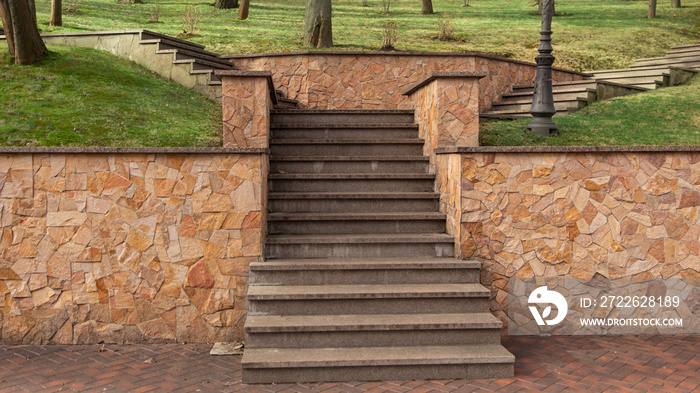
[[140, 30, 207, 51], [271, 110, 415, 127]]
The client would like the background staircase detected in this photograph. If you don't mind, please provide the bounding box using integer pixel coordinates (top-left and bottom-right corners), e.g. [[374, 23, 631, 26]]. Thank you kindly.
[[481, 41, 699, 120], [241, 109, 514, 384]]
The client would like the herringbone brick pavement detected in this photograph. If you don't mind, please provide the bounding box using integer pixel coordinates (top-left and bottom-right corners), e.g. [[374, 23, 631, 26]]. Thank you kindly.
[[1, 335, 699, 392]]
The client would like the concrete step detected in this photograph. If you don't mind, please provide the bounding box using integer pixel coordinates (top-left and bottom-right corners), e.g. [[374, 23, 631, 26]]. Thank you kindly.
[[490, 99, 587, 113], [268, 173, 436, 193], [592, 74, 669, 88], [501, 88, 596, 102], [267, 212, 447, 234], [666, 48, 700, 57], [161, 45, 234, 68], [270, 156, 429, 174], [170, 53, 234, 71], [270, 124, 419, 140], [268, 192, 440, 213], [242, 344, 515, 383], [265, 234, 455, 259], [512, 79, 597, 92], [269, 139, 424, 157], [140, 30, 207, 51], [248, 282, 486, 315], [245, 313, 503, 348], [669, 43, 700, 51], [271, 110, 415, 126], [249, 258, 481, 285], [632, 56, 700, 69]]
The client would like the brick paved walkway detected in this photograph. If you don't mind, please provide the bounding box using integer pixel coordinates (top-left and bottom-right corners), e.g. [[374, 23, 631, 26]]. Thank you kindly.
[[1, 335, 699, 392]]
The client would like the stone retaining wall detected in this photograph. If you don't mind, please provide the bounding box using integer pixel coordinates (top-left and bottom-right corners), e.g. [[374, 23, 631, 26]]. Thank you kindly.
[[0, 148, 266, 344], [231, 52, 588, 112], [434, 147, 700, 328]]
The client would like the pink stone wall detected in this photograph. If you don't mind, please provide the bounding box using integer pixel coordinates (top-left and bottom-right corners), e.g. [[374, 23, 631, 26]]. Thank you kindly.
[[0, 153, 265, 344], [235, 53, 584, 111], [221, 76, 271, 148], [445, 151, 700, 325]]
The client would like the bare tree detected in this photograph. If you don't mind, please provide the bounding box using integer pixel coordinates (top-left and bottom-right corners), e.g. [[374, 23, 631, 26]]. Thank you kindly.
[[50, 0, 61, 26], [421, 0, 433, 14], [671, 0, 680, 8], [238, 0, 249, 19], [648, 0, 657, 17], [304, 0, 332, 48], [0, 0, 48, 65]]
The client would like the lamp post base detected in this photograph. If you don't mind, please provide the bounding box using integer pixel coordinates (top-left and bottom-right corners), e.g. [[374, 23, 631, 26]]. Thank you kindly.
[[526, 116, 559, 136]]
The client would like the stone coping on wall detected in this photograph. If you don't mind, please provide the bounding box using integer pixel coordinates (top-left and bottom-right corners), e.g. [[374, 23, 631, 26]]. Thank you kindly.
[[435, 145, 700, 154], [223, 50, 593, 77], [0, 146, 269, 154], [214, 70, 279, 106], [402, 71, 488, 96]]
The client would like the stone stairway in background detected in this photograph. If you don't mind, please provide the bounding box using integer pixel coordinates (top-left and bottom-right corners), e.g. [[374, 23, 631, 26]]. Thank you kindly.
[[481, 41, 700, 120], [241, 109, 514, 384], [32, 30, 298, 107]]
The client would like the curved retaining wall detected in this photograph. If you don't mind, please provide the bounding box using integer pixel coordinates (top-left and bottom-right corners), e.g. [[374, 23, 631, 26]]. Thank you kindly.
[[230, 51, 589, 111]]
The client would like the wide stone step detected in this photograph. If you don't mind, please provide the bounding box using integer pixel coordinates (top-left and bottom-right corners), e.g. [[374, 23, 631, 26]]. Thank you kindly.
[[248, 283, 486, 315], [271, 109, 416, 126], [242, 345, 515, 383], [512, 79, 597, 92], [271, 124, 419, 140], [492, 99, 587, 112], [268, 173, 435, 193], [501, 88, 596, 102], [268, 212, 446, 234], [249, 258, 481, 285], [592, 74, 669, 87], [666, 48, 700, 57], [270, 156, 429, 174], [140, 30, 207, 51], [669, 43, 700, 51], [632, 56, 700, 69], [268, 192, 440, 213], [270, 139, 424, 156], [265, 234, 454, 259], [245, 313, 503, 348], [591, 65, 689, 77]]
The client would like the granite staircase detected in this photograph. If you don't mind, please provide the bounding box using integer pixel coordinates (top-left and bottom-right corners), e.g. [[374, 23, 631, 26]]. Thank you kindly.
[[241, 109, 514, 384], [481, 41, 699, 120]]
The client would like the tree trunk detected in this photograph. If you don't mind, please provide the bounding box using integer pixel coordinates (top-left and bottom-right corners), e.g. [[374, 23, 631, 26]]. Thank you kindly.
[[237, 0, 249, 19], [303, 0, 332, 48], [50, 0, 61, 26], [215, 0, 237, 10], [421, 0, 433, 14], [0, 0, 48, 65], [671, 0, 680, 8], [648, 0, 656, 17]]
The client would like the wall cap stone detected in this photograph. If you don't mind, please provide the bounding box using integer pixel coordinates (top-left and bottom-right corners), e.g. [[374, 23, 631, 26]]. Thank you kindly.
[[223, 50, 592, 77], [0, 146, 269, 154], [214, 70, 278, 106], [401, 71, 488, 96], [435, 145, 700, 154]]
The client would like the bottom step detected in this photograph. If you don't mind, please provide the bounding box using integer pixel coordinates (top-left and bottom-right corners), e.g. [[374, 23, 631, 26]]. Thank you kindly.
[[242, 345, 515, 383]]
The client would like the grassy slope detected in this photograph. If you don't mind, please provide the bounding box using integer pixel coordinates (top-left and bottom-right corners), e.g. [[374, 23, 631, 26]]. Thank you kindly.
[[28, 0, 700, 72], [479, 75, 700, 146], [0, 46, 221, 147]]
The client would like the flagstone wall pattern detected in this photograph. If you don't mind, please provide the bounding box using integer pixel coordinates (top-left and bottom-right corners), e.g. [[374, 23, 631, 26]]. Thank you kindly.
[[0, 152, 265, 344], [232, 52, 586, 112], [440, 150, 700, 326]]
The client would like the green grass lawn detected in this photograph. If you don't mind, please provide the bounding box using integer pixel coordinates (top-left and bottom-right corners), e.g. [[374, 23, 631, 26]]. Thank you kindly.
[[0, 46, 221, 147], [26, 0, 700, 72], [479, 75, 700, 146]]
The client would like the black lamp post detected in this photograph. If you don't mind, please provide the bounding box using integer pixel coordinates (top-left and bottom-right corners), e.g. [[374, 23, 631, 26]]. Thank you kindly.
[[527, 0, 558, 136]]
